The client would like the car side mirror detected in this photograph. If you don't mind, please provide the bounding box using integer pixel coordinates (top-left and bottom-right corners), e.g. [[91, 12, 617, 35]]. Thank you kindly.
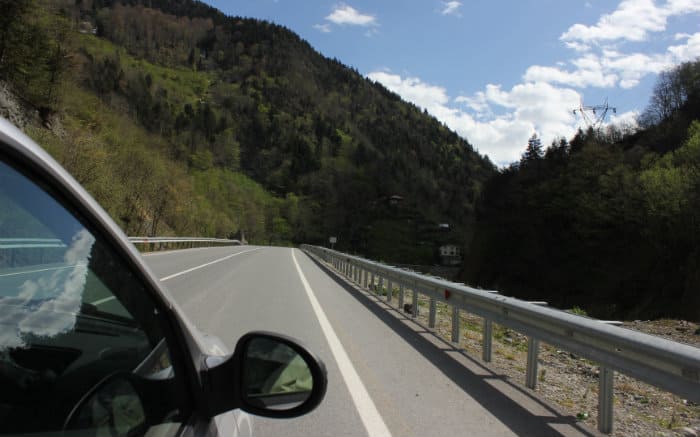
[[204, 331, 327, 419]]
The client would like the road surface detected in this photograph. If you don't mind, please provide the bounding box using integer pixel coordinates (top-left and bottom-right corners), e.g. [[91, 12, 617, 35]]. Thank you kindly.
[[144, 246, 598, 437]]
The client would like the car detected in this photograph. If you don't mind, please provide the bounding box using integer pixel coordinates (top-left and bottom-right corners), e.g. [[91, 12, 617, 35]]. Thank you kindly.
[[0, 116, 328, 436]]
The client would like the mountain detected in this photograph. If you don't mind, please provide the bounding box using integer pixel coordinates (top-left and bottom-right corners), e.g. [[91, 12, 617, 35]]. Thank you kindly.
[[1, 0, 494, 263]]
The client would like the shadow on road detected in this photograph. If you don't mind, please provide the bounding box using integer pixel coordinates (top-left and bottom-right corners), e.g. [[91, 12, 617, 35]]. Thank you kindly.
[[303, 251, 601, 437]]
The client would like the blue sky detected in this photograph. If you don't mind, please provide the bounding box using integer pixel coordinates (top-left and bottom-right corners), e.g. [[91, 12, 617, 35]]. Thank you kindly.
[[203, 0, 700, 164]]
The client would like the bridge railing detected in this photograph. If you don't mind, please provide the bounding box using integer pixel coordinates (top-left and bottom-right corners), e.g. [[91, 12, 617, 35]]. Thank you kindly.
[[301, 245, 700, 434], [128, 237, 241, 252]]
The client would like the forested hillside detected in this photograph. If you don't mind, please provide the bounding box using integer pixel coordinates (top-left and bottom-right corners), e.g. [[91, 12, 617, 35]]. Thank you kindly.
[[461, 60, 700, 321], [0, 0, 494, 261], [5, 0, 698, 320]]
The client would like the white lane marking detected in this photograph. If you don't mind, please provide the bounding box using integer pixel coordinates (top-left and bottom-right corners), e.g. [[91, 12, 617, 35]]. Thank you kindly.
[[0, 265, 75, 278], [91, 296, 116, 306], [291, 249, 392, 437], [159, 248, 261, 281]]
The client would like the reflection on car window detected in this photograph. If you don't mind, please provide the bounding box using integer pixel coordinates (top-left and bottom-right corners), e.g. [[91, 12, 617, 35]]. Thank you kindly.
[[0, 159, 180, 435]]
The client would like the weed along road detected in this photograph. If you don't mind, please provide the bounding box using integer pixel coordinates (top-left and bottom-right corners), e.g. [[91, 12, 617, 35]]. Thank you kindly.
[[144, 246, 598, 437]]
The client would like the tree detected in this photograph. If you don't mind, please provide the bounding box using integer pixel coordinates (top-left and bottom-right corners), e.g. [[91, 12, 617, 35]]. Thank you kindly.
[[521, 133, 543, 164], [640, 60, 700, 126]]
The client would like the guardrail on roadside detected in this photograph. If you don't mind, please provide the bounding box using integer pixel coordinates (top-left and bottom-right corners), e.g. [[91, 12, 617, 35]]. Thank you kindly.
[[128, 237, 241, 252], [301, 245, 700, 434]]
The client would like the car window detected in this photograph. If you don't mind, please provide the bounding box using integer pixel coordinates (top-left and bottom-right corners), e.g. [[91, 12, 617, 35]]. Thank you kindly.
[[0, 159, 183, 436]]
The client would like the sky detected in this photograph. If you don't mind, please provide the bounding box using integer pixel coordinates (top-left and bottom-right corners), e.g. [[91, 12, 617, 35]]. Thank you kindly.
[[203, 0, 700, 165]]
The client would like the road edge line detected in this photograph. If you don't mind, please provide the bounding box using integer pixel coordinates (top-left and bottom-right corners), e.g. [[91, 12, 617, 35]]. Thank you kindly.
[[291, 249, 392, 437]]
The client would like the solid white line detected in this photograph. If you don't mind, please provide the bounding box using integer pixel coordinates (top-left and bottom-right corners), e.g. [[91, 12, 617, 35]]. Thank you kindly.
[[291, 249, 392, 437], [159, 248, 261, 281]]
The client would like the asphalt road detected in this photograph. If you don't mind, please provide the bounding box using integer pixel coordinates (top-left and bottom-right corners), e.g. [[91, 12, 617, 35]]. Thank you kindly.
[[143, 246, 598, 437]]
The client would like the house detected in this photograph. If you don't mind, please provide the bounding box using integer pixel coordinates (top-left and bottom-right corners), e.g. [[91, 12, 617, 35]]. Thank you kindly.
[[439, 244, 461, 266]]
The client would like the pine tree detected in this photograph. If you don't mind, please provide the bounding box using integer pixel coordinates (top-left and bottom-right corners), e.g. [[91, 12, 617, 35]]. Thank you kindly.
[[521, 133, 543, 164]]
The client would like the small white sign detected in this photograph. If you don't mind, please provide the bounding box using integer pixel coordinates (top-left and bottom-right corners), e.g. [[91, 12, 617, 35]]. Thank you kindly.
[[329, 236, 337, 244]]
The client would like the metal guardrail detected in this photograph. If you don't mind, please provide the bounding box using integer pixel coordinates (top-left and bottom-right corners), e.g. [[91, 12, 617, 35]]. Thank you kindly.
[[301, 245, 700, 434], [128, 237, 241, 252]]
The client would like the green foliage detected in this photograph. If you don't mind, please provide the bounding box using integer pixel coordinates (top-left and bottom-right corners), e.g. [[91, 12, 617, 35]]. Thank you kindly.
[[57, 1, 493, 257], [568, 307, 588, 317], [463, 113, 700, 320], [9, 0, 493, 256], [0, 0, 71, 110]]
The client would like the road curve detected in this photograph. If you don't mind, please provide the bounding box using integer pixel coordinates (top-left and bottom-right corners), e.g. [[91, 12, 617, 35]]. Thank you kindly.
[[143, 246, 598, 437]]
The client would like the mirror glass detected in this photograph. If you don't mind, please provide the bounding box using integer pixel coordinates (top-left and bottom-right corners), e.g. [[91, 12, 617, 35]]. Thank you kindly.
[[242, 337, 314, 410], [66, 376, 146, 436]]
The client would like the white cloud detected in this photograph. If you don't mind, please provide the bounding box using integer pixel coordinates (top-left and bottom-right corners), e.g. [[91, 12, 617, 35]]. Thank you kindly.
[[561, 0, 700, 44], [441, 1, 462, 16], [609, 110, 640, 130], [524, 62, 618, 88], [367, 0, 700, 165], [562, 0, 666, 43], [326, 4, 376, 26], [368, 71, 450, 108], [313, 23, 331, 33], [668, 32, 700, 60], [1, 229, 95, 350], [368, 71, 583, 164]]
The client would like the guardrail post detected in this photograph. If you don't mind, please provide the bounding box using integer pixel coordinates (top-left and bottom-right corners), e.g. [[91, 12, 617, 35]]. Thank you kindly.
[[398, 283, 405, 309], [428, 297, 437, 328], [451, 306, 460, 343], [369, 271, 374, 291], [482, 319, 492, 362], [412, 288, 419, 318], [526, 337, 540, 389], [598, 366, 614, 434], [387, 280, 393, 303]]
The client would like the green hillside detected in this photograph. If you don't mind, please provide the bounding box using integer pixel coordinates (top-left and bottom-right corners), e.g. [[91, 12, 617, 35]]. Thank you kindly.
[[1, 0, 494, 262]]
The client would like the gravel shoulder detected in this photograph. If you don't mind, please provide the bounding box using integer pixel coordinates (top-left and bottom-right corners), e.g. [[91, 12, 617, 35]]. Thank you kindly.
[[390, 287, 700, 436]]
